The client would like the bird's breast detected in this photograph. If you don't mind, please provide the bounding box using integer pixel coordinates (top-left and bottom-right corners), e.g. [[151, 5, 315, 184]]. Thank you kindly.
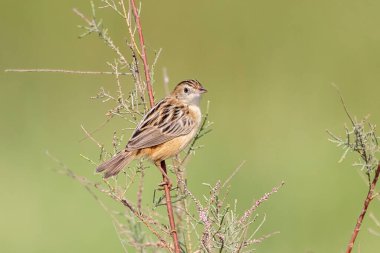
[[142, 105, 202, 162]]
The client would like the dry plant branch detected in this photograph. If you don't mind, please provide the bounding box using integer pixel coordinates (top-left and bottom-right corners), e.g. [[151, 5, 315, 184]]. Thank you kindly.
[[7, 1, 282, 252], [177, 176, 283, 252], [327, 90, 380, 253], [49, 151, 173, 252], [5, 68, 130, 75], [129, 1, 179, 252], [346, 164, 380, 253], [130, 0, 154, 106]]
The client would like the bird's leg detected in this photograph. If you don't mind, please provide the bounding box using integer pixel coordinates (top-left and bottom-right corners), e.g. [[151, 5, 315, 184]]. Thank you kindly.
[[155, 161, 172, 188]]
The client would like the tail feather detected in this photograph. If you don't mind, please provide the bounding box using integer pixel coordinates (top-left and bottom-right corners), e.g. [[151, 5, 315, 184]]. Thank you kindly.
[[96, 150, 134, 178]]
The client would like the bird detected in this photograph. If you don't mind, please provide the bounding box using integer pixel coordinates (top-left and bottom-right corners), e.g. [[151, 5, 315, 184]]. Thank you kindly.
[[96, 79, 207, 180]]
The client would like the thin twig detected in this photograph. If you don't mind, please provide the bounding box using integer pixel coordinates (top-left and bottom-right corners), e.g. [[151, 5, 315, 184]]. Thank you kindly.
[[5, 68, 130, 75], [137, 166, 145, 213], [331, 83, 355, 126], [118, 198, 173, 252], [130, 1, 179, 252], [130, 0, 154, 106], [160, 161, 181, 253], [222, 161, 246, 188], [238, 182, 284, 225], [81, 124, 103, 148], [73, 7, 130, 68], [346, 163, 380, 253], [119, 0, 142, 57]]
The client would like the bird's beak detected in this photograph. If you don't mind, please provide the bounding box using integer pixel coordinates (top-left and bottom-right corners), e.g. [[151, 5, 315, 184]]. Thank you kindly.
[[199, 87, 208, 94]]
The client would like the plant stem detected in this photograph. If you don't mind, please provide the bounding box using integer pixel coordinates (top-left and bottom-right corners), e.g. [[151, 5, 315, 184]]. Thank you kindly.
[[130, 0, 154, 106], [161, 161, 181, 253], [4, 68, 130, 75], [346, 163, 380, 253], [130, 1, 180, 252]]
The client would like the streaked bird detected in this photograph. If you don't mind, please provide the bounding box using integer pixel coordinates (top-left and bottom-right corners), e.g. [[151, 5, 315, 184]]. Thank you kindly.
[[96, 79, 207, 179]]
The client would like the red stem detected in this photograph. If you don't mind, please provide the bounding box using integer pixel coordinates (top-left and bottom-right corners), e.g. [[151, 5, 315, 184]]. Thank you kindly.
[[161, 161, 180, 252], [130, 0, 155, 106], [346, 163, 380, 253], [130, 1, 180, 252]]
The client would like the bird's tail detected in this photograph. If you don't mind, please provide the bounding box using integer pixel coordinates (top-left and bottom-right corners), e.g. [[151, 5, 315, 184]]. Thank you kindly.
[[96, 150, 134, 178]]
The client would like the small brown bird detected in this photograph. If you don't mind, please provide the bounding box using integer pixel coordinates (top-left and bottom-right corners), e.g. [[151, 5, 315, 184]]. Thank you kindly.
[[96, 79, 207, 179]]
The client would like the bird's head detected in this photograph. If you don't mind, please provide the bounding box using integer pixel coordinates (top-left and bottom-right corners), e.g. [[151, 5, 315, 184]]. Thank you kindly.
[[171, 79, 207, 106]]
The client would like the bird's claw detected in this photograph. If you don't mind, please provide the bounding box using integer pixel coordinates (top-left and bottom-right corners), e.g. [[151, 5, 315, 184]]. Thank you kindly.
[[158, 180, 172, 189]]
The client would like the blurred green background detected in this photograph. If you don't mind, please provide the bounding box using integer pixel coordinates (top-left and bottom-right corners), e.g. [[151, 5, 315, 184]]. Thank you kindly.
[[2, 0, 380, 252]]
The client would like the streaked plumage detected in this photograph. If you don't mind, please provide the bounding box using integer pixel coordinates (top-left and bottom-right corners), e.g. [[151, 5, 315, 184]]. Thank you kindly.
[[96, 79, 207, 178]]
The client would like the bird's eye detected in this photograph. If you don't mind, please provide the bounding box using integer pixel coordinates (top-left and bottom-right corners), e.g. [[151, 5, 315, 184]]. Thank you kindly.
[[184, 87, 189, 93]]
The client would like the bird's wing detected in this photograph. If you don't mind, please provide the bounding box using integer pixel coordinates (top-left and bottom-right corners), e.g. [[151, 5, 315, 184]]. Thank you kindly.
[[126, 98, 196, 150]]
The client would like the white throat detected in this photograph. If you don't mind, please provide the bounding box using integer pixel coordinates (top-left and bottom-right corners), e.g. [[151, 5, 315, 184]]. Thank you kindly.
[[186, 93, 201, 106]]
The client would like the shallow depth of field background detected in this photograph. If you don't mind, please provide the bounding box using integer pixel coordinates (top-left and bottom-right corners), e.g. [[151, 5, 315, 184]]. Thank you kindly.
[[2, 1, 380, 252]]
